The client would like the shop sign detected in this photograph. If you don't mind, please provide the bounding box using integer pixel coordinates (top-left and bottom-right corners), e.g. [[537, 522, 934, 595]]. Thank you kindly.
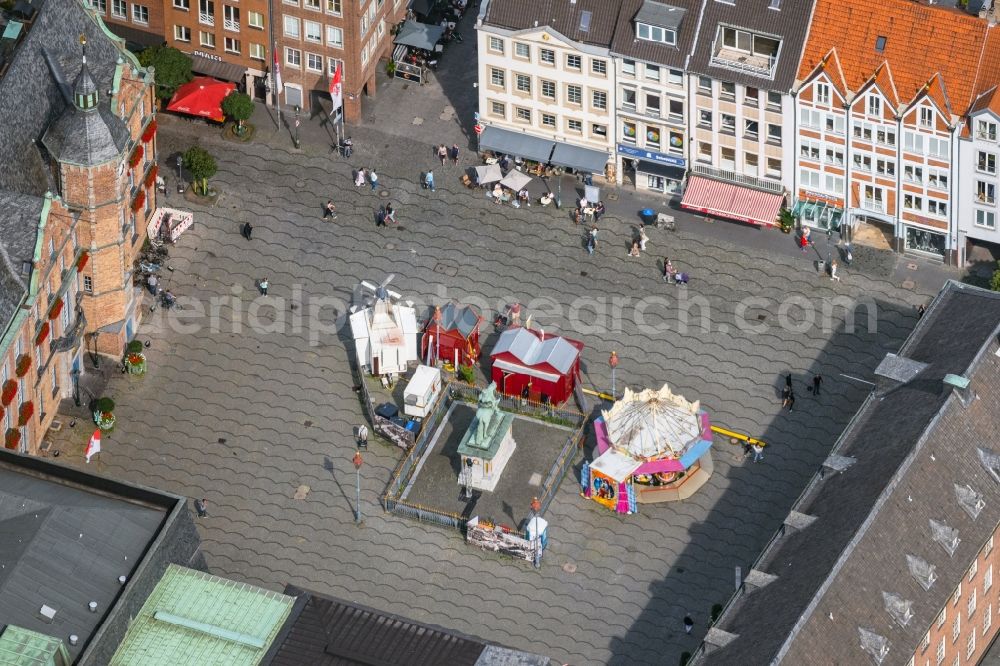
[[194, 50, 223, 62], [617, 143, 686, 168]]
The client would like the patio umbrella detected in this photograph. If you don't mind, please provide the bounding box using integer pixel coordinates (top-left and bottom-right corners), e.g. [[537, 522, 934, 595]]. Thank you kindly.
[[500, 169, 532, 191], [473, 164, 503, 184], [166, 77, 236, 123], [602, 384, 703, 460]]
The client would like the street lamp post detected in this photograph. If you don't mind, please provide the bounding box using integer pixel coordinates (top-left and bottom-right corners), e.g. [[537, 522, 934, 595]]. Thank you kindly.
[[433, 305, 442, 366], [293, 105, 301, 148], [175, 156, 185, 194], [352, 450, 363, 524], [609, 351, 619, 400], [90, 332, 101, 368]]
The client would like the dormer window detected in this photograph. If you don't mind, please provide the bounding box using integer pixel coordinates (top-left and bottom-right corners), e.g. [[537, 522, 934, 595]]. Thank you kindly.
[[637, 22, 676, 45]]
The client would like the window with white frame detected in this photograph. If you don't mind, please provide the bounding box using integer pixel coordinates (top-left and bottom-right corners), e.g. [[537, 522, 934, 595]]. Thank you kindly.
[[592, 59, 607, 75], [646, 126, 660, 147], [305, 0, 320, 8], [90, 0, 107, 12], [744, 119, 759, 138], [567, 54, 581, 69], [200, 30, 215, 47], [824, 173, 844, 194], [248, 10, 263, 28], [978, 151, 996, 173], [488, 36, 504, 54], [305, 20, 321, 42], [956, 583, 964, 605], [986, 564, 993, 592], [989, 536, 995, 553], [937, 637, 945, 664], [720, 113, 735, 133], [827, 147, 845, 165], [969, 588, 977, 618], [514, 107, 530, 122], [766, 158, 782, 177], [132, 4, 149, 23], [223, 5, 239, 29], [541, 80, 556, 100], [645, 64, 659, 81], [927, 169, 948, 189], [567, 84, 582, 105], [286, 47, 301, 66], [327, 26, 343, 47], [952, 615, 960, 642], [284, 16, 300, 37], [327, 0, 342, 13], [541, 113, 555, 127], [904, 164, 923, 182], [799, 107, 821, 128], [173, 0, 189, 9], [985, 605, 993, 634], [489, 100, 505, 117], [249, 43, 264, 60], [698, 76, 712, 92], [622, 121, 637, 143], [799, 168, 820, 189], [592, 124, 607, 138], [489, 68, 504, 88], [767, 91, 782, 108], [174, 25, 191, 41], [622, 58, 635, 76], [327, 58, 342, 75], [360, 42, 369, 65], [800, 139, 820, 160], [567, 119, 582, 132], [698, 109, 712, 127], [904, 131, 924, 153], [637, 22, 676, 45], [592, 90, 607, 110], [306, 53, 322, 71], [875, 158, 893, 175], [668, 68, 683, 85], [903, 194, 923, 211], [920, 107, 934, 128], [825, 114, 845, 134], [224, 37, 240, 53], [967, 632, 975, 659], [976, 209, 996, 229], [720, 81, 736, 100], [928, 137, 949, 158], [111, 0, 125, 17], [540, 48, 555, 65], [767, 123, 781, 144], [815, 82, 830, 105], [84, 276, 93, 293], [868, 95, 881, 117], [977, 120, 998, 141], [515, 73, 530, 93], [514, 42, 529, 58]]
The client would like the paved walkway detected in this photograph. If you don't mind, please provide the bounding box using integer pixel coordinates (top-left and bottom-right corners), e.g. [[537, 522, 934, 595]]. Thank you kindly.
[[51, 57, 958, 664]]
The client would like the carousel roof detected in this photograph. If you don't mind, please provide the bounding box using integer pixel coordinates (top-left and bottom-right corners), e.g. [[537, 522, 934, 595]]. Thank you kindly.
[[602, 384, 702, 460]]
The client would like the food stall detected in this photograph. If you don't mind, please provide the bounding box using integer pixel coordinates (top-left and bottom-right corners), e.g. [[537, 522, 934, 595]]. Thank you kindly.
[[147, 207, 193, 242], [421, 303, 482, 367], [403, 364, 442, 418], [489, 326, 583, 405], [392, 20, 445, 85]]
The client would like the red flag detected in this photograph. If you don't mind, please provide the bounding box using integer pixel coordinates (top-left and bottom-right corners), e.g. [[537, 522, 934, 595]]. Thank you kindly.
[[273, 42, 283, 94], [85, 429, 101, 463], [329, 62, 343, 115]]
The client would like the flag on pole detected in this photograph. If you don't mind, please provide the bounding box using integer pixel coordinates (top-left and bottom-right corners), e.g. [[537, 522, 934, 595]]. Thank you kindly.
[[85, 429, 101, 463], [329, 62, 343, 116], [273, 42, 283, 94]]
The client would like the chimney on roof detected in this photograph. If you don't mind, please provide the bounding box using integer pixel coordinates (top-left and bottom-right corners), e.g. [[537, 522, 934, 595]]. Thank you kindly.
[[943, 374, 974, 407]]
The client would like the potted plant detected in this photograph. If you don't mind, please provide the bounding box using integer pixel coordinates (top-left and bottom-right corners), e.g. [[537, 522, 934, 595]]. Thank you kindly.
[[386, 60, 396, 76], [182, 146, 218, 196], [1, 380, 16, 407], [17, 401, 33, 426], [93, 397, 116, 431], [778, 208, 795, 234], [221, 91, 255, 138], [15, 353, 31, 377], [4, 428, 20, 450], [457, 364, 475, 384], [123, 340, 147, 376]]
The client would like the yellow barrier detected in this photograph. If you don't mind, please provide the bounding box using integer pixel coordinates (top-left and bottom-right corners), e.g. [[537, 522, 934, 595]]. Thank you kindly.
[[712, 425, 767, 448]]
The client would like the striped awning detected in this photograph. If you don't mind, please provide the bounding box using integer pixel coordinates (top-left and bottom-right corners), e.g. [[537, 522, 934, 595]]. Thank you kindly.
[[680, 176, 784, 226]]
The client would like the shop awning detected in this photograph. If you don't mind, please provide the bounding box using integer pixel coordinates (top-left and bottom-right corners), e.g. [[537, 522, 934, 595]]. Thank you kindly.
[[479, 126, 555, 163], [393, 20, 445, 50], [550, 142, 609, 173], [189, 54, 247, 83], [637, 160, 686, 181], [680, 176, 783, 226]]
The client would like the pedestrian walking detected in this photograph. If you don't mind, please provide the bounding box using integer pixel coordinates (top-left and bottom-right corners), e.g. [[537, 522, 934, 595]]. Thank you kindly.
[[146, 274, 158, 295], [781, 386, 791, 407], [450, 143, 460, 165], [355, 168, 366, 187], [242, 221, 253, 240], [917, 303, 927, 318], [829, 259, 840, 281], [639, 227, 649, 252], [384, 203, 396, 225], [425, 170, 435, 192], [194, 498, 208, 517], [323, 200, 337, 220], [813, 374, 822, 396], [437, 144, 448, 166], [375, 205, 386, 227], [369, 169, 379, 191], [258, 277, 269, 296], [799, 226, 811, 251], [752, 443, 765, 462], [628, 240, 641, 257], [684, 616, 694, 634], [786, 373, 793, 389], [587, 226, 598, 255], [787, 392, 795, 411]]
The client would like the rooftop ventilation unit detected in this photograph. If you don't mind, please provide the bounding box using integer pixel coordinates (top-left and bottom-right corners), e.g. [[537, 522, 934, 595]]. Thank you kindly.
[[943, 373, 974, 407], [39, 605, 56, 623]]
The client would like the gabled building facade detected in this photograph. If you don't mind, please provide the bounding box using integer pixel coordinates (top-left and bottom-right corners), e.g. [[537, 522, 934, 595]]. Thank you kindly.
[[959, 87, 1000, 264], [0, 0, 157, 454], [475, 0, 618, 183], [792, 0, 1000, 263]]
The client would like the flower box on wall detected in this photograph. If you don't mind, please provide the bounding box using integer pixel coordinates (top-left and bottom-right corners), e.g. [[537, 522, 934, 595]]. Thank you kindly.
[[142, 119, 157, 143], [15, 354, 31, 377], [49, 298, 63, 319], [144, 165, 158, 188], [76, 251, 90, 271], [132, 191, 146, 212], [4, 428, 20, 450], [35, 322, 50, 346], [1, 380, 16, 406], [18, 401, 33, 426], [129, 145, 144, 168]]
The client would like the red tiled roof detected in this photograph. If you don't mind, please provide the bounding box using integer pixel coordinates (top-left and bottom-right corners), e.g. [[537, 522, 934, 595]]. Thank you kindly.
[[798, 0, 994, 115], [921, 73, 952, 116]]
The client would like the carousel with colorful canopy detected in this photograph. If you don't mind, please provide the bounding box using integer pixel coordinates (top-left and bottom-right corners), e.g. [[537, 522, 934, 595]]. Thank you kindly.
[[582, 384, 715, 513]]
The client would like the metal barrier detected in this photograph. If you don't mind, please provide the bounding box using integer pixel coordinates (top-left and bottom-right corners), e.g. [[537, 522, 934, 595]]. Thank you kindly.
[[354, 365, 416, 450]]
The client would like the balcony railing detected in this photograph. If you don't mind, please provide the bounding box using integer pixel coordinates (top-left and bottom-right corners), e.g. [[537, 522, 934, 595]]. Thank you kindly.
[[199, 11, 214, 25], [711, 47, 777, 77], [976, 130, 997, 141], [691, 163, 784, 194], [50, 308, 87, 353], [861, 198, 885, 213], [224, 18, 239, 31], [977, 193, 997, 205]]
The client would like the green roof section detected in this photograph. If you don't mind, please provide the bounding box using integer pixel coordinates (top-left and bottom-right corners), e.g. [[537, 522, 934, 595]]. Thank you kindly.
[[108, 565, 295, 666], [0, 625, 70, 666]]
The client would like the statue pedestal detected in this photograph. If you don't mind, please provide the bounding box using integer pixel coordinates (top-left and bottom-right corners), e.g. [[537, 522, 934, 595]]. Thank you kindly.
[[461, 426, 516, 492]]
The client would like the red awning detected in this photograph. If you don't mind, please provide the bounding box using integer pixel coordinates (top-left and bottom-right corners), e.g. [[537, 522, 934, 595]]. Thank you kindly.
[[166, 77, 236, 123], [680, 176, 784, 227]]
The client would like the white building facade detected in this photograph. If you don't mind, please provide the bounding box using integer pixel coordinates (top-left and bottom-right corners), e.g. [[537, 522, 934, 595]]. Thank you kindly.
[[958, 99, 1000, 264]]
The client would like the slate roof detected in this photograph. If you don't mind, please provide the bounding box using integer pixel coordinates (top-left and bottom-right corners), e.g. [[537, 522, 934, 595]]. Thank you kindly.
[[699, 281, 1000, 665], [438, 303, 481, 339], [685, 0, 815, 91], [490, 327, 583, 375], [264, 585, 552, 666], [481, 0, 623, 48], [0, 191, 43, 331], [109, 565, 295, 666], [0, 454, 167, 664], [0, 0, 133, 195], [796, 0, 1000, 115], [610, 0, 702, 68]]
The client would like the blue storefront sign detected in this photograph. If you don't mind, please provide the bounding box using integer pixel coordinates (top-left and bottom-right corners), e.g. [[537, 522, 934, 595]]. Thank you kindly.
[[617, 144, 686, 168]]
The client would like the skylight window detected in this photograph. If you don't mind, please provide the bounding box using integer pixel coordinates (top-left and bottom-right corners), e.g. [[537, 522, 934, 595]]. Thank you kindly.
[[579, 10, 592, 33], [875, 36, 887, 52]]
